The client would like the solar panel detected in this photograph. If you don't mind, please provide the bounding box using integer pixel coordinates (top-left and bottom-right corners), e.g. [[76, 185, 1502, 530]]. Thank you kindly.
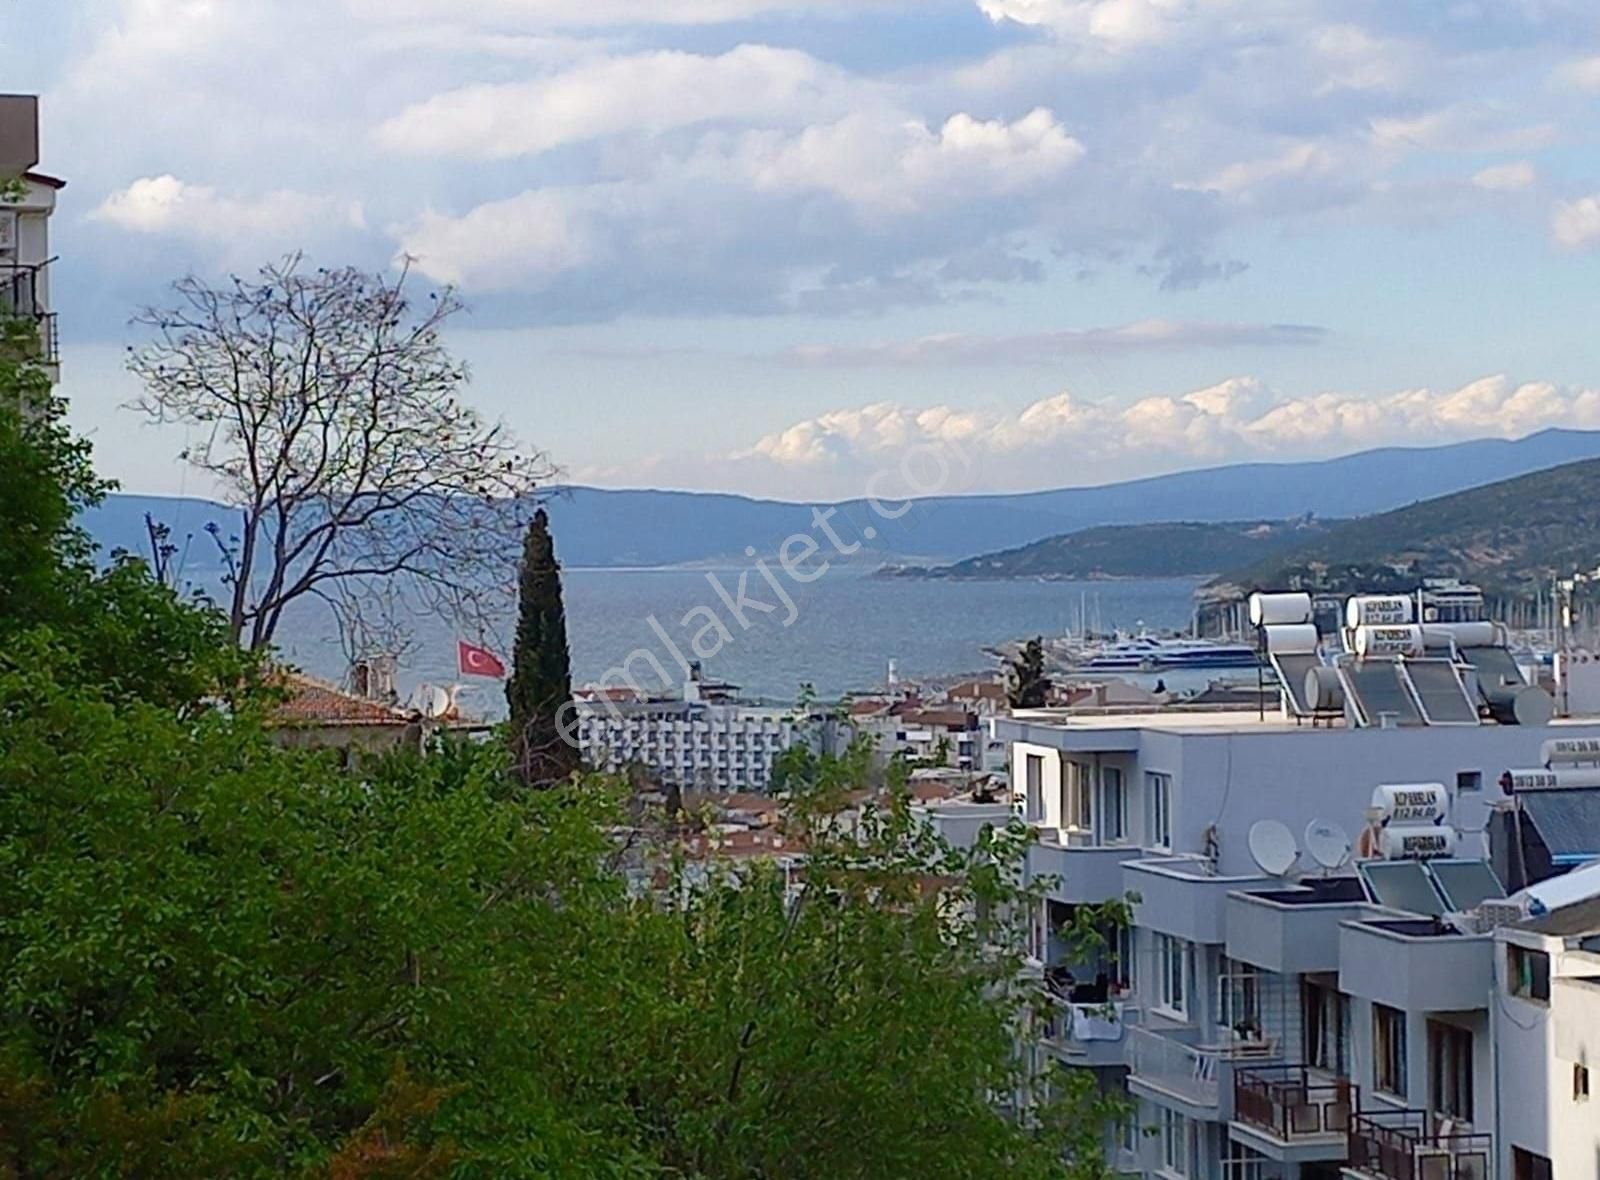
[[1271, 652, 1321, 716], [1460, 647, 1526, 692], [1520, 791, 1600, 863], [1345, 662, 1424, 727], [1426, 860, 1505, 910], [1359, 860, 1448, 917], [1402, 659, 1480, 725]]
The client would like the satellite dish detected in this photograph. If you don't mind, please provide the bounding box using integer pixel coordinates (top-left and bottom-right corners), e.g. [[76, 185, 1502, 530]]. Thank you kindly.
[[1248, 819, 1299, 877], [408, 683, 452, 719], [1305, 819, 1352, 872]]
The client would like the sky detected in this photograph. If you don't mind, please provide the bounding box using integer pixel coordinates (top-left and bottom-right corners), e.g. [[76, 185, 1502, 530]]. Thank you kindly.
[[9, 0, 1600, 502]]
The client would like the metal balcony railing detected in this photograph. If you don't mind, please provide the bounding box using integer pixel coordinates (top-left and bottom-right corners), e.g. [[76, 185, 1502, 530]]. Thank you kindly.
[[1234, 1064, 1355, 1145], [1041, 997, 1138, 1053], [1347, 1110, 1491, 1180], [1127, 1025, 1222, 1107]]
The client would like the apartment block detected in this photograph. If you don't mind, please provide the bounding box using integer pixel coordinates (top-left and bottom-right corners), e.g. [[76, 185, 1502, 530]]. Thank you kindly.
[[1, 94, 63, 380]]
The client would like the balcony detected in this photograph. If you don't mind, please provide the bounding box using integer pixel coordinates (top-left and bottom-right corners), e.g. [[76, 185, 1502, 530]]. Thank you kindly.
[[1127, 1025, 1280, 1118], [1346, 1110, 1491, 1180], [1040, 995, 1138, 1068], [1230, 1064, 1354, 1164], [1127, 857, 1273, 945], [1029, 833, 1141, 904], [1338, 919, 1493, 1012], [1224, 878, 1371, 974]]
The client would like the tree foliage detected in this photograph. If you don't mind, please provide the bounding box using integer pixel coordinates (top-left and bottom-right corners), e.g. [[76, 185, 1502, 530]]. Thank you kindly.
[[1, 372, 1120, 1178], [506, 507, 579, 787], [1008, 636, 1052, 709], [127, 256, 551, 652]]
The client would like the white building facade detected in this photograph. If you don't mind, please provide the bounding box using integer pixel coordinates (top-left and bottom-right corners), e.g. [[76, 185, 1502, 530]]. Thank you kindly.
[[576, 697, 809, 793], [989, 707, 1600, 1180], [1, 95, 61, 383]]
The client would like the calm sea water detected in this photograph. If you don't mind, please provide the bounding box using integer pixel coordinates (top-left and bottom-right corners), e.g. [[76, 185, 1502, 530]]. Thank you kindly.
[[272, 568, 1205, 718]]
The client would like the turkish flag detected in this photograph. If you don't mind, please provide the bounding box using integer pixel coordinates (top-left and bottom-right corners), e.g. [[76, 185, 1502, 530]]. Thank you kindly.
[[457, 640, 507, 679]]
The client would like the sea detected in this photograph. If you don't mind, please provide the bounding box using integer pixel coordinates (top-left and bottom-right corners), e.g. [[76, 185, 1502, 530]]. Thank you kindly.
[[271, 568, 1207, 719]]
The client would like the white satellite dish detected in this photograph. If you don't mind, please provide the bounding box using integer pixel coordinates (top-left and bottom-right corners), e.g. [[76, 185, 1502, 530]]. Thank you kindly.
[[1305, 819, 1352, 872], [408, 683, 452, 719], [1248, 819, 1300, 878]]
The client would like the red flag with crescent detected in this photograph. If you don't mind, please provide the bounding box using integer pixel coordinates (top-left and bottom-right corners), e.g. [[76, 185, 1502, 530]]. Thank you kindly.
[[457, 640, 507, 679]]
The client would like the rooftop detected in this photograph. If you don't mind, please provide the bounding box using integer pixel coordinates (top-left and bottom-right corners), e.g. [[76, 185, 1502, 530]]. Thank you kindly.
[[268, 672, 415, 728]]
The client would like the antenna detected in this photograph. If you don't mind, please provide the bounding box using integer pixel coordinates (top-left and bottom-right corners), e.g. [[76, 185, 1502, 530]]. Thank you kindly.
[[1248, 819, 1300, 878], [407, 683, 453, 720], [1305, 819, 1352, 873]]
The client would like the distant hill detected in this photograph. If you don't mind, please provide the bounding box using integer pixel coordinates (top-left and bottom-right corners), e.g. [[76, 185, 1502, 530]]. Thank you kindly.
[[88, 428, 1600, 570], [879, 518, 1339, 580], [1210, 455, 1600, 600]]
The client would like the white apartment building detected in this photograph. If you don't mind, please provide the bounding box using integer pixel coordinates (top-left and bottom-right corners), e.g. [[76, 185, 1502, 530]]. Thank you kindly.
[[935, 589, 1600, 1180], [1, 95, 62, 382], [576, 695, 804, 793]]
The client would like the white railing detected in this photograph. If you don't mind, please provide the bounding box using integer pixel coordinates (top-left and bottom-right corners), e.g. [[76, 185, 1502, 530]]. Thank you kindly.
[[1127, 1026, 1221, 1107], [1042, 998, 1138, 1050]]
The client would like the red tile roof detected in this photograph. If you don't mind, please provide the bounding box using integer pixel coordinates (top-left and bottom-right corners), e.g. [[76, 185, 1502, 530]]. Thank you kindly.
[[269, 672, 414, 727]]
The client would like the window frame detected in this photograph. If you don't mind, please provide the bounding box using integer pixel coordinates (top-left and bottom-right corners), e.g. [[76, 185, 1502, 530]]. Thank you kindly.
[[1373, 1003, 1408, 1100], [1154, 932, 1190, 1020], [1100, 764, 1127, 844], [1507, 944, 1551, 1003], [1146, 770, 1173, 852], [1024, 753, 1044, 823], [1160, 1109, 1191, 1179], [1427, 1019, 1474, 1122]]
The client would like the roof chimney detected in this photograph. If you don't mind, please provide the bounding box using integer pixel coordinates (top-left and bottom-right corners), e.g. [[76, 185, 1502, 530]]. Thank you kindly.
[[0, 95, 40, 176]]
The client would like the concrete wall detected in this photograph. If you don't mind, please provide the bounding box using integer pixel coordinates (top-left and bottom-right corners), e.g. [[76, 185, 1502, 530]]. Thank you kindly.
[[1494, 931, 1600, 1179]]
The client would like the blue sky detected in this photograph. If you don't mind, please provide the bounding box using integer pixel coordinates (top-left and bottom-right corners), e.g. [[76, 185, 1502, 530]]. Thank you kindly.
[[8, 0, 1600, 500]]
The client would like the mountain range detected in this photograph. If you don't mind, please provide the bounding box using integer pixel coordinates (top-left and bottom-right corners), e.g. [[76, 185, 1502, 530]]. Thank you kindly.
[[84, 428, 1600, 572], [1209, 454, 1600, 601]]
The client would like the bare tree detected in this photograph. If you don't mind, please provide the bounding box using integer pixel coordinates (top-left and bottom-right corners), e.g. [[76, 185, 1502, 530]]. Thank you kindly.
[[129, 255, 550, 652]]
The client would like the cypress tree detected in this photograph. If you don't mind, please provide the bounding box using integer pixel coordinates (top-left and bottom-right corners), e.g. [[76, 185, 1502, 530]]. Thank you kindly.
[[507, 507, 580, 786], [1007, 636, 1051, 709]]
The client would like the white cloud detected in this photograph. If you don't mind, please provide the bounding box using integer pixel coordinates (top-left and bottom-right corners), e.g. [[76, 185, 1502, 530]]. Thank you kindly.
[[1472, 161, 1536, 192], [92, 175, 364, 243], [1552, 194, 1600, 250], [345, 0, 904, 28], [780, 320, 1324, 366], [1185, 142, 1338, 198], [976, 0, 1237, 49], [726, 375, 1600, 489], [1555, 55, 1600, 92], [396, 190, 592, 288], [710, 107, 1084, 213], [376, 45, 859, 158]]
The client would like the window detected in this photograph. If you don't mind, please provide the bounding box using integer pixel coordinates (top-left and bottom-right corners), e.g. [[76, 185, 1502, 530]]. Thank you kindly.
[[1428, 1020, 1474, 1121], [1160, 1109, 1191, 1178], [1063, 761, 1093, 832], [1457, 770, 1482, 793], [1576, 1063, 1591, 1102], [1111, 922, 1134, 992], [1218, 956, 1263, 1042], [1024, 753, 1044, 822], [1508, 944, 1551, 1001], [1146, 771, 1172, 851], [1512, 1146, 1554, 1180], [1101, 766, 1126, 843], [1374, 1004, 1407, 1099], [1303, 980, 1350, 1076], [1155, 933, 1189, 1019], [1117, 1108, 1138, 1156]]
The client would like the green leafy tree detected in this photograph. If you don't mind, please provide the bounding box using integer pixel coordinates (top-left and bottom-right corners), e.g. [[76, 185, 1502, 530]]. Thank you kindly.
[[0, 389, 1123, 1178], [506, 507, 580, 787], [1008, 636, 1052, 709]]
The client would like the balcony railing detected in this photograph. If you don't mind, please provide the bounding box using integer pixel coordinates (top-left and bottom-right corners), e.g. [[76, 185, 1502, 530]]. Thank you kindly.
[[1041, 997, 1137, 1053], [1234, 1064, 1355, 1144], [1347, 1110, 1491, 1180], [1128, 1025, 1284, 1109]]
